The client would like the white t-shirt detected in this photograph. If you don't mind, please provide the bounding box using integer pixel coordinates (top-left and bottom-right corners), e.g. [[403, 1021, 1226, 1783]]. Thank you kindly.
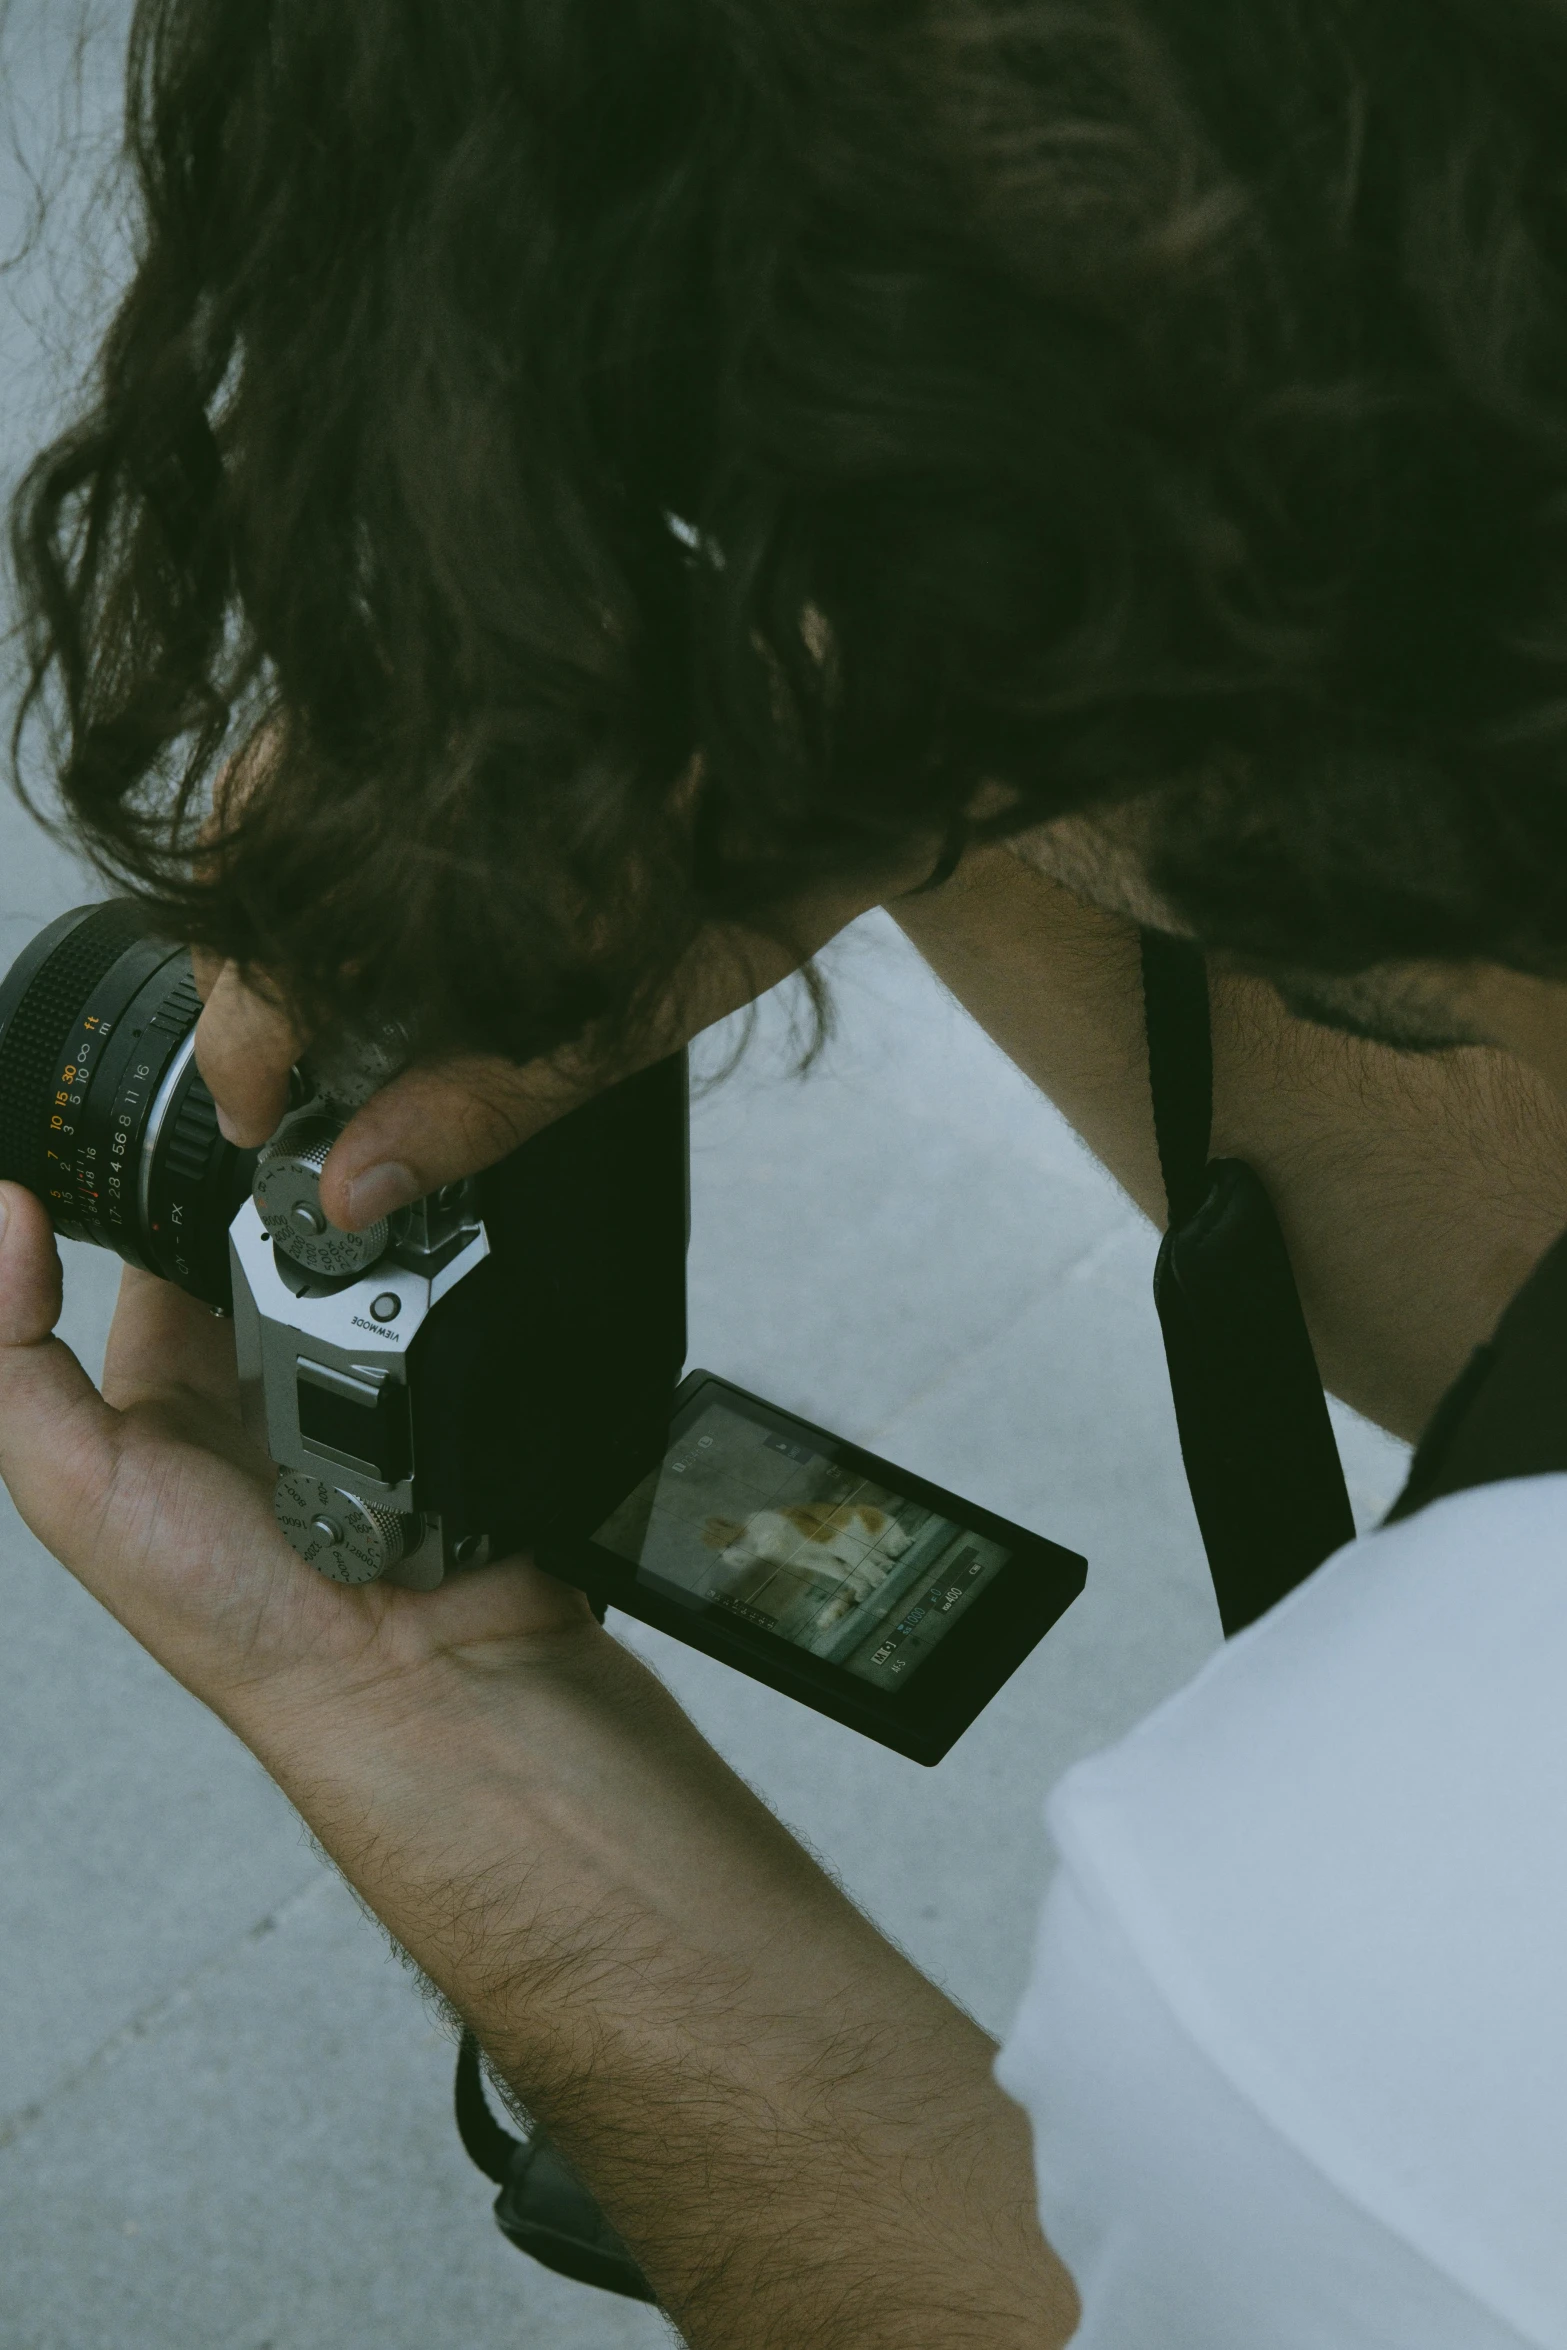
[[996, 1475, 1567, 2349]]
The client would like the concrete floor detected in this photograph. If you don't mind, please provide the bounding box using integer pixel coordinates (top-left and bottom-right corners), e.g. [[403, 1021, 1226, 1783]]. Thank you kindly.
[[0, 16, 1413, 2348]]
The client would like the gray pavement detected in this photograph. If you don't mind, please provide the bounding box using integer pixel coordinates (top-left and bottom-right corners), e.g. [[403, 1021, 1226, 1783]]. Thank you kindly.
[[0, 16, 1413, 2348]]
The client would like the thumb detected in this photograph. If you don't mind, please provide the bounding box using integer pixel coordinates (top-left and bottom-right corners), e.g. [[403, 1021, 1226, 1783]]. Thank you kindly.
[[317, 1052, 593, 1231], [0, 1183, 122, 1564]]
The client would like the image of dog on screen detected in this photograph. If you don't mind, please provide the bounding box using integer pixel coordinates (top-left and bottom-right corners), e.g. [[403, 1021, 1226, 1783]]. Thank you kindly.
[[701, 1500, 915, 1631]]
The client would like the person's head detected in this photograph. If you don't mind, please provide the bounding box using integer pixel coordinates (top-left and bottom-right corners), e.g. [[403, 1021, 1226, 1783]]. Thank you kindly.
[[15, 0, 1567, 1068]]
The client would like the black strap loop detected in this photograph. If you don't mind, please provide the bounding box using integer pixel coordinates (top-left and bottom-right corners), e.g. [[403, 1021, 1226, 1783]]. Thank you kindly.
[[454, 2028, 523, 2186], [454, 2032, 658, 2305]]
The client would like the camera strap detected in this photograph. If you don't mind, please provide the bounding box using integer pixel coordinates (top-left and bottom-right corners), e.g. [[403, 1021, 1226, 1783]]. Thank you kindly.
[[1140, 931, 1356, 1634], [454, 2031, 659, 2304]]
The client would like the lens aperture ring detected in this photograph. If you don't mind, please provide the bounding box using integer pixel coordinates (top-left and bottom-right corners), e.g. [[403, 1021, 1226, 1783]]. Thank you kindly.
[[0, 902, 149, 1196], [38, 934, 188, 1251]]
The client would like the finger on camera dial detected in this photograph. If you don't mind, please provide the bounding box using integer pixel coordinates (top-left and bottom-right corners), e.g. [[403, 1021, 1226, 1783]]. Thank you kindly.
[[317, 1055, 586, 1231]]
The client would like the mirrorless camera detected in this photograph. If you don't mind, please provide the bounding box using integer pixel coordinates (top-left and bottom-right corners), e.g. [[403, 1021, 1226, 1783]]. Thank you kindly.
[[0, 900, 687, 1586], [0, 901, 1084, 1763]]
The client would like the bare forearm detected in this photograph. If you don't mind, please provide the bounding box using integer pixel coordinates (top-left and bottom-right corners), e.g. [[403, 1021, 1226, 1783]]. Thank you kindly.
[[891, 847, 1567, 1441], [242, 1626, 1077, 2349]]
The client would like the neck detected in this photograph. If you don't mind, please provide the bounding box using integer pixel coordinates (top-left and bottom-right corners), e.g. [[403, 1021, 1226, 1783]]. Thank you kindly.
[[1462, 967, 1567, 1106]]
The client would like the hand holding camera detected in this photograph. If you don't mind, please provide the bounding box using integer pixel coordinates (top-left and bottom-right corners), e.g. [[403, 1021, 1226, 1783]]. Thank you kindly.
[[0, 900, 1082, 1764]]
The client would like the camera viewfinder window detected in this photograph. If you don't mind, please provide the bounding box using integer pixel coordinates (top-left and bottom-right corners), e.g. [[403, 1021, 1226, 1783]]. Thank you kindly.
[[592, 1399, 1010, 1693]]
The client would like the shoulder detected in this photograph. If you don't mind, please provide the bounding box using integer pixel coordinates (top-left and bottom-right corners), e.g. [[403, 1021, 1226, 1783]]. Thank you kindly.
[[1038, 1474, 1567, 2329], [1051, 1471, 1567, 1880]]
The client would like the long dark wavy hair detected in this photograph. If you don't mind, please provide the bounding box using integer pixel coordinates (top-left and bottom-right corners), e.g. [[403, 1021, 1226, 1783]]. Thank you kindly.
[[14, 0, 1567, 1059]]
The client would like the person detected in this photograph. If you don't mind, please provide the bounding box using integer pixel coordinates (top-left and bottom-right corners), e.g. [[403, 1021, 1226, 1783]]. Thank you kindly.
[[6, 2, 1567, 2341]]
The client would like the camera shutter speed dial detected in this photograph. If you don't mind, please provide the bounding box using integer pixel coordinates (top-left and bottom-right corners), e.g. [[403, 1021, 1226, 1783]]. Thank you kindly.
[[274, 1470, 418, 1584], [253, 1111, 391, 1276]]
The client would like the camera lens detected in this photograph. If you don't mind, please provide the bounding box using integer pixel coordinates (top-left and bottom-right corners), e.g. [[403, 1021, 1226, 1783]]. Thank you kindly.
[[0, 902, 256, 1309]]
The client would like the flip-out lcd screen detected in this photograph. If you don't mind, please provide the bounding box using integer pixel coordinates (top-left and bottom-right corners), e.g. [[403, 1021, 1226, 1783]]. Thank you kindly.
[[544, 1371, 1087, 1764], [594, 1396, 1009, 1694]]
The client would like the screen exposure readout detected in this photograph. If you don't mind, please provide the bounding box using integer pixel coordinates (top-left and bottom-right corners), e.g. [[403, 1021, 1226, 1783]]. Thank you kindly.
[[592, 1401, 1010, 1692]]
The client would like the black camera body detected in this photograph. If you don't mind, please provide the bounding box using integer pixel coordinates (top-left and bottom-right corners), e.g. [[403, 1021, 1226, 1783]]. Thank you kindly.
[[436, 1066, 689, 1551], [233, 1051, 688, 1586]]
